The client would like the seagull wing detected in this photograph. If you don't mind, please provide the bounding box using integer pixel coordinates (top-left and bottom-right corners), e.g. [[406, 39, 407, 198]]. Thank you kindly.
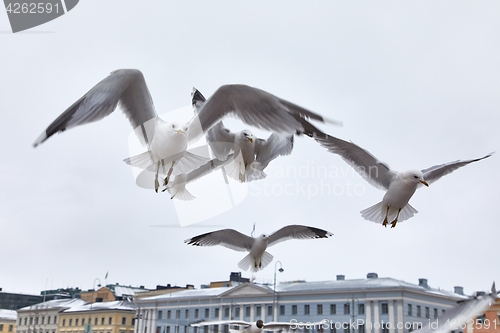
[[254, 134, 294, 170], [206, 121, 237, 160], [191, 320, 251, 327], [184, 229, 255, 252], [188, 84, 340, 142], [420, 153, 493, 186], [315, 134, 396, 190], [412, 284, 497, 333], [33, 69, 157, 147], [191, 87, 207, 114], [268, 225, 333, 247]]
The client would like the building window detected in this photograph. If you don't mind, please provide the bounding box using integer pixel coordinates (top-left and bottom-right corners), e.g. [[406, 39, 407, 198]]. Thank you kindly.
[[280, 306, 285, 316], [42, 317, 45, 325], [425, 307, 430, 319], [304, 305, 310, 315], [224, 307, 229, 318], [330, 304, 336, 315], [167, 310, 171, 319], [82, 318, 85, 325], [167, 327, 170, 333], [267, 306, 273, 316], [176, 310, 180, 319], [62, 319, 66, 327], [317, 304, 323, 315], [345, 327, 350, 333], [234, 307, 240, 318], [122, 317, 126, 325], [245, 307, 250, 317], [156, 327, 161, 333], [185, 310, 189, 319], [132, 318, 135, 325], [69, 319, 73, 326], [255, 306, 261, 316], [434, 308, 438, 319], [381, 323, 389, 333], [359, 325, 365, 333], [95, 318, 98, 325], [416, 306, 421, 317], [8, 325, 13, 332], [344, 303, 350, 315], [205, 309, 209, 318], [158, 311, 163, 320], [358, 304, 365, 315], [195, 309, 199, 318], [292, 305, 297, 315], [330, 326, 337, 333], [0, 324, 4, 331], [408, 304, 412, 316], [214, 308, 219, 318], [381, 303, 388, 314], [76, 319, 79, 326]]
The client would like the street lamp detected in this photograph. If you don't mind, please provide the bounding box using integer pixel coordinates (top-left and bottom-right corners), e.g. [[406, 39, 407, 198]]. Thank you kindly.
[[85, 278, 102, 333], [273, 261, 284, 322]]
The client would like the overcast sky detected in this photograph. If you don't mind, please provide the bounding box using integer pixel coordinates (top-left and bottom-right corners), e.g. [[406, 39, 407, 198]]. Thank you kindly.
[[1, 1, 499, 297]]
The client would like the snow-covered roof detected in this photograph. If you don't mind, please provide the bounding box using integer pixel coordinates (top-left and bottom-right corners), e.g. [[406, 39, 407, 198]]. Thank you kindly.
[[62, 301, 135, 313], [18, 298, 87, 311], [0, 309, 17, 320], [143, 287, 233, 301], [277, 277, 465, 299]]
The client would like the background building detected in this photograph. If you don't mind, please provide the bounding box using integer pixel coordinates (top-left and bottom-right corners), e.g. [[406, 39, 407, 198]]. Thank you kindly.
[[0, 309, 17, 333], [0, 290, 43, 311], [134, 273, 467, 333]]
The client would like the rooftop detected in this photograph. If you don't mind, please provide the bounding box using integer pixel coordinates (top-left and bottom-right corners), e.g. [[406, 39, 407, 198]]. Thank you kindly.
[[0, 309, 17, 320], [62, 301, 136, 313]]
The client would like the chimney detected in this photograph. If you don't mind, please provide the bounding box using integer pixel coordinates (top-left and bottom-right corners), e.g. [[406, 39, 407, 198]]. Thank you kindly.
[[336, 275, 345, 281], [418, 278, 429, 288], [454, 286, 464, 295], [367, 273, 378, 279]]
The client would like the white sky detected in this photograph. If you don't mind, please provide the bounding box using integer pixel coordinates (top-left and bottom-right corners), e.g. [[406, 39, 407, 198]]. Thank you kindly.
[[0, 1, 498, 296]]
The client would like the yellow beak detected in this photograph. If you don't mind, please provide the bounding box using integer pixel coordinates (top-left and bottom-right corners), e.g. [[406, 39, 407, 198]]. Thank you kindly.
[[420, 180, 429, 187], [177, 129, 184, 135], [248, 138, 253, 143]]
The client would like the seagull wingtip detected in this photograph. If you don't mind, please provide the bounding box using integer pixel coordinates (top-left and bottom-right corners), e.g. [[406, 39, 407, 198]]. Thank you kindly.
[[32, 131, 48, 148]]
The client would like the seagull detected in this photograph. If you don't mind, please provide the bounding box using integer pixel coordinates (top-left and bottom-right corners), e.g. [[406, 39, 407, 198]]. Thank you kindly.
[[315, 134, 493, 227], [413, 283, 497, 333], [185, 225, 333, 272], [190, 319, 329, 333], [33, 69, 339, 191], [193, 88, 294, 182]]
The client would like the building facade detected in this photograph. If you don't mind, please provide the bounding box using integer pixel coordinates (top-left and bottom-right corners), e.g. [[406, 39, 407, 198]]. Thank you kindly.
[[134, 274, 466, 333], [0, 309, 17, 333], [16, 298, 87, 333], [58, 301, 136, 333]]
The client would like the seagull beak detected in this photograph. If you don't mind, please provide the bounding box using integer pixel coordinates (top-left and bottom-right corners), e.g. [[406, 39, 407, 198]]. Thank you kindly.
[[248, 137, 253, 143], [420, 180, 429, 187], [177, 129, 184, 135]]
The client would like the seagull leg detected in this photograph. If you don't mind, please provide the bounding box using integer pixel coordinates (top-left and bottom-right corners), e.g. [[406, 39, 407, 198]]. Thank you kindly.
[[390, 208, 402, 228], [382, 206, 390, 227], [154, 161, 160, 193], [163, 161, 176, 186]]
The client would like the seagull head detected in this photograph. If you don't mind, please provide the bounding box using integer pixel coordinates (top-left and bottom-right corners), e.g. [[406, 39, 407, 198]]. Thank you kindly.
[[259, 234, 271, 242], [170, 122, 188, 136], [404, 170, 429, 187], [256, 320, 264, 329], [241, 130, 255, 143]]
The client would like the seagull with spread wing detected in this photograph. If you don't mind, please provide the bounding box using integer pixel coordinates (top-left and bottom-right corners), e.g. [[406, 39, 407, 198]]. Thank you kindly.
[[191, 319, 328, 333], [185, 225, 333, 272], [33, 69, 339, 192], [192, 88, 294, 183], [315, 134, 493, 227], [412, 283, 497, 333]]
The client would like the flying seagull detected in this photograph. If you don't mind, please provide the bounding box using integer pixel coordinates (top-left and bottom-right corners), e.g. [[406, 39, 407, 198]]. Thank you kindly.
[[193, 88, 294, 182], [413, 283, 497, 333], [191, 319, 329, 333], [185, 225, 333, 272], [33, 69, 339, 192], [315, 134, 493, 227]]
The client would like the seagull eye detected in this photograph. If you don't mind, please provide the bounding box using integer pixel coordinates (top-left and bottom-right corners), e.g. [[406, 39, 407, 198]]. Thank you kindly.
[[171, 124, 175, 129], [414, 175, 419, 179]]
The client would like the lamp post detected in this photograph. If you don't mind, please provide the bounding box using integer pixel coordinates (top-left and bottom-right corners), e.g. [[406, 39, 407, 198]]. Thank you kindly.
[[85, 278, 101, 333], [273, 261, 284, 322]]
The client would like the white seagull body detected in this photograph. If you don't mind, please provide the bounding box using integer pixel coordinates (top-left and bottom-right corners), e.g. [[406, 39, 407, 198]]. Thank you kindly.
[[33, 69, 338, 191], [315, 134, 493, 227], [185, 225, 333, 272]]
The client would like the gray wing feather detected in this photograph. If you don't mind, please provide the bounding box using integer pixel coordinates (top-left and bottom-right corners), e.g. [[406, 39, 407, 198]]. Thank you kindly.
[[420, 153, 493, 186], [255, 134, 294, 170], [206, 122, 237, 160], [315, 134, 396, 190], [412, 284, 497, 333], [33, 69, 157, 147], [185, 229, 255, 252], [188, 84, 336, 142], [268, 225, 333, 247]]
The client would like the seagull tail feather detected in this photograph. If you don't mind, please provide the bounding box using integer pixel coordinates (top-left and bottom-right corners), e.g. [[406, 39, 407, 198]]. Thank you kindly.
[[259, 251, 274, 270], [237, 254, 253, 272], [360, 202, 385, 223]]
